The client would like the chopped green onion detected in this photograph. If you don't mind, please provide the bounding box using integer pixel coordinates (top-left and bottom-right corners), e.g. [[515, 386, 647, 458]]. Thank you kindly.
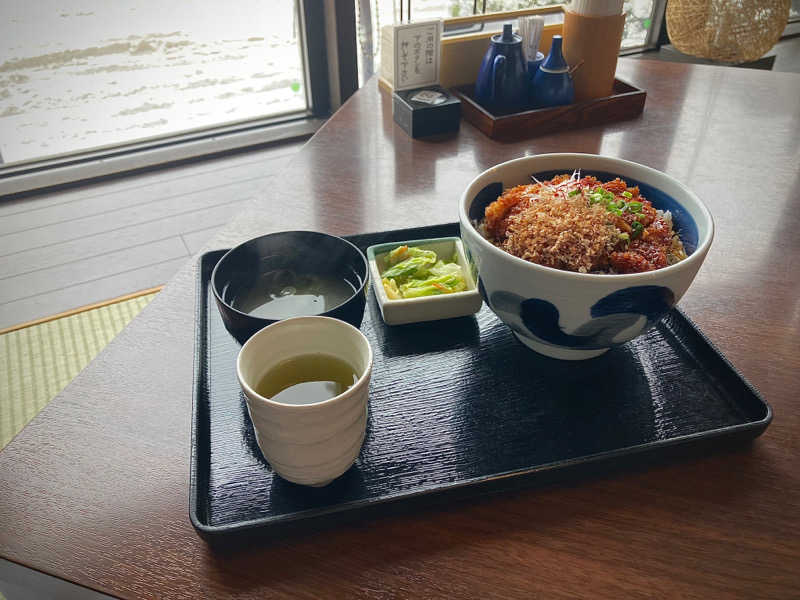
[[616, 200, 625, 209], [608, 207, 623, 216], [618, 232, 630, 241], [568, 188, 581, 196], [627, 201, 643, 213], [622, 191, 633, 199], [631, 220, 644, 238]]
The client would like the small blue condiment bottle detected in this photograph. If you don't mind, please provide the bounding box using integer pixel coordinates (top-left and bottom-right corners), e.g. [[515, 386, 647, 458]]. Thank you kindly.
[[531, 35, 575, 109]]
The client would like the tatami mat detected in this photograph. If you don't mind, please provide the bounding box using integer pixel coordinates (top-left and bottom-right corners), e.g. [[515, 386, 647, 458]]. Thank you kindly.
[[0, 290, 158, 450]]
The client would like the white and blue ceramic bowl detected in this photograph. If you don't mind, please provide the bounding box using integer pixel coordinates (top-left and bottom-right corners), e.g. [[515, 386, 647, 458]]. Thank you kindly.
[[459, 154, 714, 360]]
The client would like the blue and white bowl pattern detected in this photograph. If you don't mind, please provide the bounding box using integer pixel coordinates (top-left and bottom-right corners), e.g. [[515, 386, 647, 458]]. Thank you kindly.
[[459, 154, 714, 360]]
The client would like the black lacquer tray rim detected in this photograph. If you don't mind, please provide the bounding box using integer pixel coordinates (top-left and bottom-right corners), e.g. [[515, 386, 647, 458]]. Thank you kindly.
[[189, 225, 772, 537]]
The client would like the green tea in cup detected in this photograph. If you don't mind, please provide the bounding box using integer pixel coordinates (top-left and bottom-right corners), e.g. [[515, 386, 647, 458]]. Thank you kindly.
[[254, 353, 358, 405]]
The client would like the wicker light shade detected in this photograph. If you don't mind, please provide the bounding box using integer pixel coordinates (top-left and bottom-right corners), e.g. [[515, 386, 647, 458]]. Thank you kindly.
[[666, 0, 790, 64]]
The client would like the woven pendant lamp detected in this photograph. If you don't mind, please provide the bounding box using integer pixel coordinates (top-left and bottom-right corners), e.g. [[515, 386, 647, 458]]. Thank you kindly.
[[666, 0, 790, 64]]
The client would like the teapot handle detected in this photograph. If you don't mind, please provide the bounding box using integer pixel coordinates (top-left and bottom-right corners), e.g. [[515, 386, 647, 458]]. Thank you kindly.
[[490, 55, 505, 105]]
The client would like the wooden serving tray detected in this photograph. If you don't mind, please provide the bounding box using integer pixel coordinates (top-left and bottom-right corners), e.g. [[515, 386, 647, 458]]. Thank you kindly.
[[190, 223, 770, 540], [452, 78, 646, 141]]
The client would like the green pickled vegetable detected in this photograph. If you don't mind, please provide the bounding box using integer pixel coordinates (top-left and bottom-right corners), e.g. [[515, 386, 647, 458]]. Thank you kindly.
[[383, 277, 402, 299], [400, 269, 466, 297], [381, 249, 437, 281], [386, 245, 438, 266], [386, 245, 410, 265], [380, 246, 467, 299]]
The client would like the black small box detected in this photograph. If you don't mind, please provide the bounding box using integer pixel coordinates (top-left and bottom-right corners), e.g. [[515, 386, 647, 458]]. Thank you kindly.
[[392, 86, 461, 138]]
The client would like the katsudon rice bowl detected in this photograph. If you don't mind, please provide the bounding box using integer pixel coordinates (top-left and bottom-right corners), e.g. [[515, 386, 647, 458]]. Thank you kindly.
[[459, 154, 714, 360]]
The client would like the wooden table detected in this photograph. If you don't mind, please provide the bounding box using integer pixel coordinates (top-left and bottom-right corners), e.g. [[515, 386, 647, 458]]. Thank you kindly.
[[2, 58, 799, 599]]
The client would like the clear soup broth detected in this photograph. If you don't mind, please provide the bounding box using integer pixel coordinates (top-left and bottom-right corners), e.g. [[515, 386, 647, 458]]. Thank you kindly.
[[255, 353, 359, 405], [233, 269, 356, 320]]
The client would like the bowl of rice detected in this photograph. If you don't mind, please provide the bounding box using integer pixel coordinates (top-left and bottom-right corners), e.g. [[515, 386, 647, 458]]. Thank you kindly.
[[459, 153, 714, 360]]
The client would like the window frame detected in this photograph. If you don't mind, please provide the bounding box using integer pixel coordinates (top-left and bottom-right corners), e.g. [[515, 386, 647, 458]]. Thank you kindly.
[[1, 0, 354, 198]]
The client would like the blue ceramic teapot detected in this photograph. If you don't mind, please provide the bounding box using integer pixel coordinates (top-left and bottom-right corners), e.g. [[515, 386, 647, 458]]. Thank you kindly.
[[474, 24, 528, 114]]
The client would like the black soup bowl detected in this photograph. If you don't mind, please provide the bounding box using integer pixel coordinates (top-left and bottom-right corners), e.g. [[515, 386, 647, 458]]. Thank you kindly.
[[212, 231, 369, 343]]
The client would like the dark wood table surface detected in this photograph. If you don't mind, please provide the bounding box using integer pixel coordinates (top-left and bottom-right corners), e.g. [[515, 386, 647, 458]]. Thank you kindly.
[[2, 58, 799, 599]]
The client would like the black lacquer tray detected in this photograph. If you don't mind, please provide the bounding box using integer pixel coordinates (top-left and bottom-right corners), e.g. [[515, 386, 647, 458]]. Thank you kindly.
[[190, 223, 771, 539]]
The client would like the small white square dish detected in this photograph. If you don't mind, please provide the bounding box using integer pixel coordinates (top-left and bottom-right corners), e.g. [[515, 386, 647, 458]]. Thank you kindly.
[[366, 236, 483, 325]]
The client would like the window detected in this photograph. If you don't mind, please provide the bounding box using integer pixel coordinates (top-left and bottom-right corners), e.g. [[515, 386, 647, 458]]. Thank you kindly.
[[0, 1, 332, 194], [356, 0, 666, 85]]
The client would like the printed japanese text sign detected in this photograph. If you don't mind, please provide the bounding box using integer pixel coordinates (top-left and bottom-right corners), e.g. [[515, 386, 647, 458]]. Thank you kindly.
[[393, 20, 442, 91]]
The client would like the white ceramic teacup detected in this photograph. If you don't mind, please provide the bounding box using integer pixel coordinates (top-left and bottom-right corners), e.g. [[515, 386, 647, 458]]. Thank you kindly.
[[237, 316, 373, 487]]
